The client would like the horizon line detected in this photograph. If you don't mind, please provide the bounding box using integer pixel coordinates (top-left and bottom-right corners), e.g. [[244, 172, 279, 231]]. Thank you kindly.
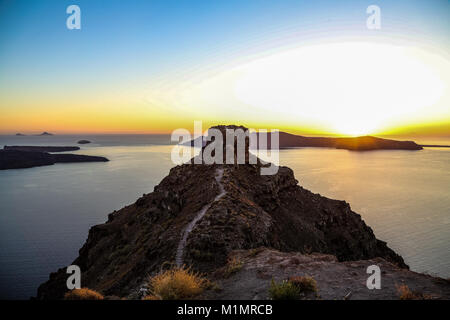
[[1, 130, 449, 139]]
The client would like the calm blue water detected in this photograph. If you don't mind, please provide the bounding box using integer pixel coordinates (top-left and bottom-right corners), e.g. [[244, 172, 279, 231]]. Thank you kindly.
[[0, 135, 449, 299]]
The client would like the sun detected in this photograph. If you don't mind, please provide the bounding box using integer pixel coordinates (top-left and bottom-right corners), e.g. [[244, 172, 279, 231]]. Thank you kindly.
[[332, 120, 377, 137]]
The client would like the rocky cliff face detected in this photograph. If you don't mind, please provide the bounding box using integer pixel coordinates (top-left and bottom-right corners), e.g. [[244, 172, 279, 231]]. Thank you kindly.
[[37, 125, 407, 299]]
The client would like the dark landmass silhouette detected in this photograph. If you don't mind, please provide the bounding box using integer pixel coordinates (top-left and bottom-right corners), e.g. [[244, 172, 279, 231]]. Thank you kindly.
[[13, 132, 53, 136], [34, 132, 53, 136], [0, 148, 108, 170], [185, 130, 423, 151], [37, 125, 449, 300], [4, 146, 80, 152], [420, 144, 450, 148], [77, 140, 91, 144], [274, 132, 423, 151]]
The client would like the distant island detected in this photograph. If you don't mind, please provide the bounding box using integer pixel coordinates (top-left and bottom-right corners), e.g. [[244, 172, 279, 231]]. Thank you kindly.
[[0, 146, 108, 170], [14, 132, 54, 136], [77, 140, 91, 144], [35, 132, 53, 136], [273, 132, 423, 151], [185, 130, 423, 151], [4, 146, 80, 152]]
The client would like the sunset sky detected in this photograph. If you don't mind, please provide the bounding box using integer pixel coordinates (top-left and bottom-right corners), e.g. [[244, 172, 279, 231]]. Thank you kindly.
[[0, 0, 449, 136]]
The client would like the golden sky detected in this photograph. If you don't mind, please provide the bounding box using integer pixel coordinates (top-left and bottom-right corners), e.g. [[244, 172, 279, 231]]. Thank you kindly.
[[1, 2, 449, 137], [2, 42, 448, 137]]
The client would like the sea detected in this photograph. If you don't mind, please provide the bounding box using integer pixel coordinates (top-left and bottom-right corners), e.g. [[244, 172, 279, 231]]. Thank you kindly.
[[0, 134, 449, 299]]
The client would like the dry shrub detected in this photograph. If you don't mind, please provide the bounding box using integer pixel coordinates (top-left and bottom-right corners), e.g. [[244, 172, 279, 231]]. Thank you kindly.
[[269, 279, 301, 300], [397, 284, 432, 300], [64, 288, 104, 300], [147, 266, 206, 300], [289, 276, 318, 293]]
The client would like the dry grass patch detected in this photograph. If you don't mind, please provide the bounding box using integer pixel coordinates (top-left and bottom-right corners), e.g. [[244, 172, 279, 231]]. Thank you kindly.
[[269, 276, 318, 300], [145, 266, 206, 300], [269, 279, 301, 300], [64, 288, 104, 300], [397, 284, 432, 300], [289, 276, 318, 293]]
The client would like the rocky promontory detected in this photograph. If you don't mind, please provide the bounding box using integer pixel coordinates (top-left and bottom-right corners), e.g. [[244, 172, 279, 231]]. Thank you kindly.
[[37, 125, 448, 300]]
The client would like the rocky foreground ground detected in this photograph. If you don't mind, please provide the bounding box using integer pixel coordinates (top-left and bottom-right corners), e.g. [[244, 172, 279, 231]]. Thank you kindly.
[[200, 248, 450, 300]]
